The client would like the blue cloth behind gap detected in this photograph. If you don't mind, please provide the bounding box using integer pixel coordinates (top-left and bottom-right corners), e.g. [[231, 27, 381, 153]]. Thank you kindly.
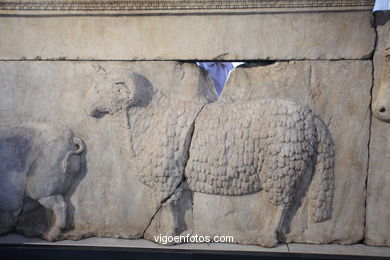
[[196, 62, 237, 96], [374, 0, 390, 12]]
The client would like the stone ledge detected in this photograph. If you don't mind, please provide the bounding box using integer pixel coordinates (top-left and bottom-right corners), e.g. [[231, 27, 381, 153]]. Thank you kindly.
[[1, 234, 390, 258]]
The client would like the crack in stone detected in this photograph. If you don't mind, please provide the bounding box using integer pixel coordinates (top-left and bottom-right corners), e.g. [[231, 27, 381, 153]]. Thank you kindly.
[[362, 28, 378, 243], [181, 104, 204, 235], [142, 203, 162, 238], [142, 103, 208, 238], [189, 189, 195, 235]]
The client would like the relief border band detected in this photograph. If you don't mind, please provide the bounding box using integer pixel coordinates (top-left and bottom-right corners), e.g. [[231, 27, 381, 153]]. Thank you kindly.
[[0, 0, 374, 13]]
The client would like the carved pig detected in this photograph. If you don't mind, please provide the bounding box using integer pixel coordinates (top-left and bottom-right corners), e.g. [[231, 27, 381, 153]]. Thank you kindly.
[[0, 121, 84, 241]]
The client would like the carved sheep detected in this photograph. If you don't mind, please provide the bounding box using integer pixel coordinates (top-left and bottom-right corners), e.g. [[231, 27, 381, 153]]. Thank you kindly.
[[86, 65, 334, 248], [0, 121, 85, 241], [86, 64, 216, 238], [87, 64, 216, 200], [185, 99, 334, 247]]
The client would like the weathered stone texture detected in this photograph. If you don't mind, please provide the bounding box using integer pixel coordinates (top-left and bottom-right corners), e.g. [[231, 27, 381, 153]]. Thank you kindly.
[[0, 60, 374, 247], [365, 12, 390, 247], [0, 11, 375, 60], [186, 98, 335, 247], [193, 60, 371, 245], [0, 61, 212, 240]]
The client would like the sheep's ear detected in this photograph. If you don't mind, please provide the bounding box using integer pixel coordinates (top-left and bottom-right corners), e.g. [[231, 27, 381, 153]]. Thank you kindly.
[[92, 65, 108, 84], [94, 64, 106, 73]]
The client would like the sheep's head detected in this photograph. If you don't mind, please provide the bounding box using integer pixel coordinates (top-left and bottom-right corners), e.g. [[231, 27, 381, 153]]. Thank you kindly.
[[86, 69, 136, 118]]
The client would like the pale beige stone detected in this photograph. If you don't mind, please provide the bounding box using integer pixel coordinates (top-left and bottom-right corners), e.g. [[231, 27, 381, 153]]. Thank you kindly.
[[0, 61, 213, 241], [193, 60, 371, 246], [187, 98, 334, 247], [0, 59, 376, 248], [0, 11, 375, 60], [365, 12, 390, 247]]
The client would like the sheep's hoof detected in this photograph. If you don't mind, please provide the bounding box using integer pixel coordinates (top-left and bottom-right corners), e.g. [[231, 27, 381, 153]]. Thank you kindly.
[[153, 228, 180, 246], [43, 227, 62, 242], [258, 231, 278, 248]]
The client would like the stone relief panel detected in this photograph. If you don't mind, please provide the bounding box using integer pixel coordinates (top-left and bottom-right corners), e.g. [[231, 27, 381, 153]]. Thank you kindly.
[[0, 61, 195, 240], [0, 60, 373, 247], [86, 64, 335, 247], [0, 121, 85, 241], [85, 62, 217, 239], [366, 12, 390, 247], [186, 99, 334, 247], [193, 61, 371, 246]]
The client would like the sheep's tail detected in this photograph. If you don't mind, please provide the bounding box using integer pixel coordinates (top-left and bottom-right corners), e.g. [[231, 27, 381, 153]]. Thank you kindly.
[[308, 116, 335, 223], [61, 136, 85, 174]]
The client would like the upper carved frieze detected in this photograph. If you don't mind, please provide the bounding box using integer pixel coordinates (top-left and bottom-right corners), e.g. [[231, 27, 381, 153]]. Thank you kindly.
[[0, 0, 374, 14]]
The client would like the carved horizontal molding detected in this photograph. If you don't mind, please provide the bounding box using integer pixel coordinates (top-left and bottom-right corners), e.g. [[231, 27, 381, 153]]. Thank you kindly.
[[0, 0, 374, 14]]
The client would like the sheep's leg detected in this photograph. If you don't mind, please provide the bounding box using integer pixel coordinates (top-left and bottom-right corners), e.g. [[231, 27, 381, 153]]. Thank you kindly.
[[162, 186, 183, 239], [274, 204, 287, 239], [258, 204, 286, 248], [38, 195, 67, 241], [166, 203, 178, 236]]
